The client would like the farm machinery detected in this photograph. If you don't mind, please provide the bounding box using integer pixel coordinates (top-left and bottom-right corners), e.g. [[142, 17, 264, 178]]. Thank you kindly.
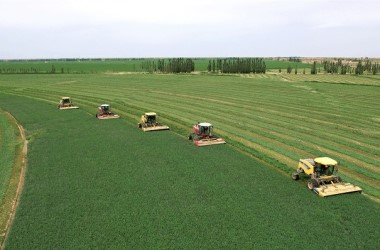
[[96, 104, 120, 119], [188, 122, 226, 146], [292, 157, 362, 197], [58, 97, 79, 110], [138, 112, 169, 132]]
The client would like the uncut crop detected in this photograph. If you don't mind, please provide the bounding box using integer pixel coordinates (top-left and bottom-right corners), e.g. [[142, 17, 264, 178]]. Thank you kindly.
[[0, 112, 17, 202], [0, 73, 379, 248]]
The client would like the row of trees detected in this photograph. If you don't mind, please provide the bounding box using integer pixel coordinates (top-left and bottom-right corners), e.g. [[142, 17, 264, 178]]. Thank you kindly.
[[286, 65, 304, 74], [0, 66, 66, 74], [207, 58, 266, 74], [322, 59, 379, 75], [322, 59, 350, 74], [0, 58, 148, 62], [284, 59, 380, 75], [141, 58, 195, 73], [284, 61, 319, 74], [288, 57, 302, 62], [355, 60, 379, 75]]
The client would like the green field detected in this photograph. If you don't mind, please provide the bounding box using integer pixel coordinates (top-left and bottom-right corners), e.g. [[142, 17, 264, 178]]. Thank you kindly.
[[0, 58, 313, 73], [0, 72, 379, 248], [0, 108, 24, 245]]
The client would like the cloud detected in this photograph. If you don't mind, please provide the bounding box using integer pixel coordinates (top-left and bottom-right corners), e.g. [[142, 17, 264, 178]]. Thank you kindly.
[[1, 0, 242, 28], [1, 0, 380, 58], [310, 1, 380, 29]]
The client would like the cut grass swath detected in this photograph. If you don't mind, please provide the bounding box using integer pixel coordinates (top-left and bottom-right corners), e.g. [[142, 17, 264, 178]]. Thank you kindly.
[[1, 73, 379, 197]]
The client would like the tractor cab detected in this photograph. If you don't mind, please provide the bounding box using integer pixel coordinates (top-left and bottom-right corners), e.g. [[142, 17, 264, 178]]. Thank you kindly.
[[195, 122, 213, 136], [96, 104, 119, 119], [58, 96, 79, 109], [188, 122, 225, 146], [314, 157, 337, 177], [62, 97, 72, 104], [144, 112, 157, 124], [138, 112, 169, 131], [100, 104, 110, 113]]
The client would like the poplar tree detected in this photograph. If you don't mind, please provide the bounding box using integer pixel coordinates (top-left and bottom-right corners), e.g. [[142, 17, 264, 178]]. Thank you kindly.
[[355, 60, 364, 75], [311, 61, 317, 74], [287, 65, 292, 74]]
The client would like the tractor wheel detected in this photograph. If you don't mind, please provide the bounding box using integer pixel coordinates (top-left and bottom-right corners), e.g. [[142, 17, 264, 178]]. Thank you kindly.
[[188, 135, 193, 140], [336, 176, 342, 182], [307, 179, 319, 190], [138, 123, 142, 128], [291, 173, 299, 180]]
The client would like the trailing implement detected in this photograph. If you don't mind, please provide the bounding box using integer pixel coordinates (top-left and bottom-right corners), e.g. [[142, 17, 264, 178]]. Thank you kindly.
[[188, 122, 226, 147], [58, 97, 79, 110], [96, 104, 120, 119], [138, 112, 169, 132], [292, 157, 362, 197]]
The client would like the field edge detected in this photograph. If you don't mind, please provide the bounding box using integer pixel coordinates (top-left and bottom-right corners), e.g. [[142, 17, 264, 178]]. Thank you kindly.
[[0, 110, 27, 249]]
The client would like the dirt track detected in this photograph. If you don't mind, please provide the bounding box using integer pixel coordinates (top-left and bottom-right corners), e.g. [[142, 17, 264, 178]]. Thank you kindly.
[[0, 114, 27, 250]]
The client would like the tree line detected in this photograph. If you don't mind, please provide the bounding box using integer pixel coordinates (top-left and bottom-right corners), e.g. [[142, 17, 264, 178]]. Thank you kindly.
[[207, 58, 266, 74], [284, 61, 318, 75], [288, 57, 302, 62], [322, 59, 379, 75], [141, 58, 195, 73], [0, 65, 67, 74], [283, 58, 380, 75]]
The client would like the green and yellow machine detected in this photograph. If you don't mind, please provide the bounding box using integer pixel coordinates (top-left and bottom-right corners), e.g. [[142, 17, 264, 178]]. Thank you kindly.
[[58, 97, 79, 110], [138, 112, 169, 132], [292, 157, 362, 197]]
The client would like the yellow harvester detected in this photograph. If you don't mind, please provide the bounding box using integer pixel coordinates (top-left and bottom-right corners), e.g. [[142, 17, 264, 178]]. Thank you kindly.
[[292, 157, 362, 197], [58, 97, 79, 110], [138, 112, 169, 132]]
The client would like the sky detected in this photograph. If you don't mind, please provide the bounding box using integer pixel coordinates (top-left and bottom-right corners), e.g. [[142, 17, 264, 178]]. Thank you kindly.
[[1, 0, 379, 59]]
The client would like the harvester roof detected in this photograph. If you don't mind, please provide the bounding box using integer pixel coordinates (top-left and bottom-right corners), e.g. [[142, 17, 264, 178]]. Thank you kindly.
[[198, 122, 212, 127], [314, 157, 338, 166], [62, 97, 70, 100], [145, 112, 157, 116], [101, 104, 110, 107]]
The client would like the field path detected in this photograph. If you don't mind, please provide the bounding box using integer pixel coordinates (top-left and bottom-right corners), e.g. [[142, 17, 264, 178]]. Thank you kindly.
[[0, 112, 27, 249]]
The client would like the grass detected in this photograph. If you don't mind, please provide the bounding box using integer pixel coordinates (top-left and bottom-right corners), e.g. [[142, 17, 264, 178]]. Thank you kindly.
[[0, 111, 17, 201], [0, 73, 379, 248], [0, 59, 147, 73], [0, 109, 24, 245], [0, 58, 314, 74], [1, 73, 379, 197], [264, 59, 315, 70]]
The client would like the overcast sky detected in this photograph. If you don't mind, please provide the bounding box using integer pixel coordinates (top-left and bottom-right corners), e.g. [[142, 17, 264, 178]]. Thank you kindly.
[[1, 0, 379, 59]]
